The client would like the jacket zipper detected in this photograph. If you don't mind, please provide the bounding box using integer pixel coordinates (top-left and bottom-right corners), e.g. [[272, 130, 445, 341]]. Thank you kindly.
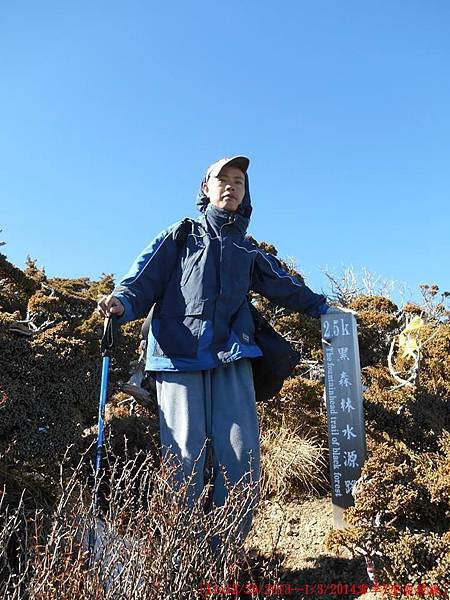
[[218, 214, 236, 295]]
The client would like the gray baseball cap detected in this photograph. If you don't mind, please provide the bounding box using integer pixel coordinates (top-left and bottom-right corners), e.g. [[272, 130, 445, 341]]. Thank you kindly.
[[206, 155, 250, 180]]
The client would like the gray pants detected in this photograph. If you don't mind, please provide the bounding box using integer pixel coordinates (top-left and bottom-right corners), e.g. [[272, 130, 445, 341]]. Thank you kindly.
[[154, 358, 260, 545]]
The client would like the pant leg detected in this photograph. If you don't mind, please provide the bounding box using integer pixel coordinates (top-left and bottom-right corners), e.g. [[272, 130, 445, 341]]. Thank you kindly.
[[210, 358, 260, 543], [154, 370, 210, 507]]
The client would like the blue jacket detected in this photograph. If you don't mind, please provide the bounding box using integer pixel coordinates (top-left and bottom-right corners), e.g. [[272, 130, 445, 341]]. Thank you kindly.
[[113, 172, 328, 372]]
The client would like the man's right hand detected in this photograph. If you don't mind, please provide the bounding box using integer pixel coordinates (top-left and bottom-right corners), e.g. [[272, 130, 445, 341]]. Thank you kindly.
[[97, 294, 125, 318]]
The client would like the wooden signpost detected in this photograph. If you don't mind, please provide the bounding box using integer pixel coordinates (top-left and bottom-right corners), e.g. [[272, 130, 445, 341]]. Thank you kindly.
[[320, 308, 366, 529]]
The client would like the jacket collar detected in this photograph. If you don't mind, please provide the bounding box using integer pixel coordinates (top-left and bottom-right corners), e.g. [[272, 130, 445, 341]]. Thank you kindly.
[[202, 204, 249, 237]]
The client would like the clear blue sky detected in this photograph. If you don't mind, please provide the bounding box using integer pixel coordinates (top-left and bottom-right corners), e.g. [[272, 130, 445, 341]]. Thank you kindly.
[[1, 1, 449, 307]]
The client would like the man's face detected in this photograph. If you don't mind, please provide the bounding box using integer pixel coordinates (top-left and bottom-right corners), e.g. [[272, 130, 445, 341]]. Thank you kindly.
[[202, 165, 246, 213]]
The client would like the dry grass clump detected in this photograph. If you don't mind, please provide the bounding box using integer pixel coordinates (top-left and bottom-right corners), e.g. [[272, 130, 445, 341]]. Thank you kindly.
[[257, 377, 328, 500], [260, 421, 328, 499], [1, 444, 264, 599]]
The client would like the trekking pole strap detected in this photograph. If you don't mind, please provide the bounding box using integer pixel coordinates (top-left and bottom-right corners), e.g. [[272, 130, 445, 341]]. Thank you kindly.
[[101, 316, 118, 356]]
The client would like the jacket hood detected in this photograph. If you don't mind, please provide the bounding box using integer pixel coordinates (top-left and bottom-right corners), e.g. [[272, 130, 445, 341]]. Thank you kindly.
[[196, 171, 253, 220]]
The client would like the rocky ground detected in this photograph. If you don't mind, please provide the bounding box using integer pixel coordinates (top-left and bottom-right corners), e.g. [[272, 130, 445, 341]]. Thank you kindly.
[[243, 495, 374, 600]]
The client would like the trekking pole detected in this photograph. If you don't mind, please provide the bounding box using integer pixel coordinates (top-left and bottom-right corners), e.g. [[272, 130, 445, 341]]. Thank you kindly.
[[88, 315, 118, 567]]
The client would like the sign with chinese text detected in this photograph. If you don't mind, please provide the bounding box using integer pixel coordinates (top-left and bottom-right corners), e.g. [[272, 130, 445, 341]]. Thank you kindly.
[[321, 309, 366, 529]]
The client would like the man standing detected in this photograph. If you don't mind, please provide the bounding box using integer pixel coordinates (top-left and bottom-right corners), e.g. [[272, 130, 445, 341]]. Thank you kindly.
[[97, 155, 328, 546]]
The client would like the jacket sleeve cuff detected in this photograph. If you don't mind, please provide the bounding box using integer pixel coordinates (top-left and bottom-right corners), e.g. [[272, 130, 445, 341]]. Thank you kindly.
[[113, 295, 134, 325]]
